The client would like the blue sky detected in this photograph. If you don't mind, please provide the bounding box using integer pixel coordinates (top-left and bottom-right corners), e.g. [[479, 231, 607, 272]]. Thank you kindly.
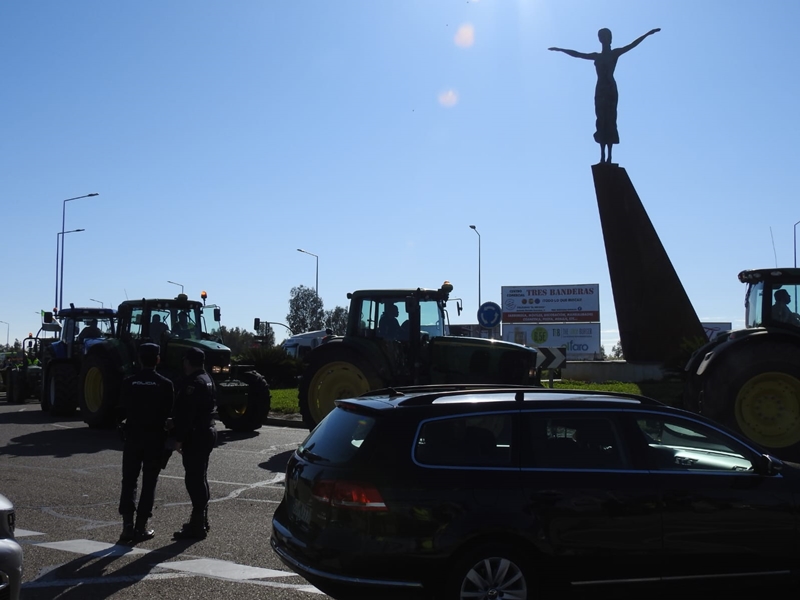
[[2, 1, 798, 351]]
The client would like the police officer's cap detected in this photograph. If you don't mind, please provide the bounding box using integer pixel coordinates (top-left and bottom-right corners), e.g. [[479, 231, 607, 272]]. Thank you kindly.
[[183, 347, 205, 366], [138, 343, 160, 359]]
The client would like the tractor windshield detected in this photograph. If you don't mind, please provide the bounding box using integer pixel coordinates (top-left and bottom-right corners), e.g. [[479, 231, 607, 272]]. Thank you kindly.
[[766, 282, 800, 329]]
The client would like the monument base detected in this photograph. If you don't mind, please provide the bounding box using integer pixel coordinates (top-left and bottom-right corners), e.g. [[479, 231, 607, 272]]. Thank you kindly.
[[592, 164, 706, 364]]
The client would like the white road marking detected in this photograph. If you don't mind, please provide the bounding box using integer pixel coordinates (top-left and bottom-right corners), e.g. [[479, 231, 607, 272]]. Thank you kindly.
[[35, 539, 150, 556], [157, 557, 291, 579], [30, 537, 324, 594], [14, 528, 45, 537]]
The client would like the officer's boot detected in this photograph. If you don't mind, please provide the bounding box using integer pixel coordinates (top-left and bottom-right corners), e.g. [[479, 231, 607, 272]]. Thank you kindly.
[[173, 509, 207, 540], [203, 506, 210, 532], [119, 514, 135, 543], [134, 514, 155, 541]]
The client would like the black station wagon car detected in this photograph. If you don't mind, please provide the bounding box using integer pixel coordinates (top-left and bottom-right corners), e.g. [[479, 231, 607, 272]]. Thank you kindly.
[[270, 385, 798, 599]]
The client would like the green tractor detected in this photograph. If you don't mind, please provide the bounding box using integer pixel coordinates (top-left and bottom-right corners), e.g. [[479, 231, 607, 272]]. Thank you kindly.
[[298, 281, 541, 429], [684, 268, 800, 460], [5, 323, 62, 405], [79, 293, 271, 432]]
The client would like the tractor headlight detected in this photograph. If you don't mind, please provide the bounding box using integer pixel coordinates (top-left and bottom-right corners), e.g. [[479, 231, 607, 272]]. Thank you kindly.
[[211, 365, 230, 374]]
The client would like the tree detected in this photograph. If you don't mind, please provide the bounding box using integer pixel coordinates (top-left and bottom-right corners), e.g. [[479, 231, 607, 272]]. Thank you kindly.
[[610, 341, 624, 360], [219, 326, 257, 357], [287, 285, 325, 334], [324, 306, 348, 335]]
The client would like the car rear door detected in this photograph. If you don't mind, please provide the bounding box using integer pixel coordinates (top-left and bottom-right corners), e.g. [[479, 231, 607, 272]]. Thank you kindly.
[[519, 408, 662, 586]]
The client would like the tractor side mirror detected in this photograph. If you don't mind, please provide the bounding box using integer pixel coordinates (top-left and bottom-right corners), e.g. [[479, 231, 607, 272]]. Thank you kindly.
[[253, 318, 261, 332], [214, 308, 221, 322], [43, 311, 54, 324]]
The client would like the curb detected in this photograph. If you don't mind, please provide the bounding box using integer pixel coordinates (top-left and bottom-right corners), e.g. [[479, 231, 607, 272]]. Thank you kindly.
[[264, 414, 307, 429]]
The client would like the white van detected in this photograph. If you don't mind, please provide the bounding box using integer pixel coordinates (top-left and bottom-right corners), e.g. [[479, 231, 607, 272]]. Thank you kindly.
[[282, 329, 332, 360]]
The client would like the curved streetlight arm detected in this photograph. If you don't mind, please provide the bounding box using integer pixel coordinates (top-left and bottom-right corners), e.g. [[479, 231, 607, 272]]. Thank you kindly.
[[167, 280, 185, 295], [0, 320, 9, 347], [90, 298, 104, 308]]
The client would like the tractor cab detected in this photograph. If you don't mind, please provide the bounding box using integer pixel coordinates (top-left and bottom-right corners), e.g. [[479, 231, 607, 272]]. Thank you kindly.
[[740, 268, 800, 330]]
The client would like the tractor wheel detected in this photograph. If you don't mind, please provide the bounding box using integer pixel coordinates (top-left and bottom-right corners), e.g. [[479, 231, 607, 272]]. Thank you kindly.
[[79, 355, 120, 428], [10, 371, 28, 404], [46, 364, 78, 416], [217, 371, 271, 432], [298, 354, 381, 430], [703, 342, 800, 460], [41, 366, 52, 412]]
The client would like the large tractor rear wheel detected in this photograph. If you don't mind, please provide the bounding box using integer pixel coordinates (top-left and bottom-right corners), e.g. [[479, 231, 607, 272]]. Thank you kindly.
[[298, 353, 381, 429], [44, 363, 78, 416], [216, 371, 271, 432], [9, 371, 28, 404], [703, 342, 800, 460], [79, 355, 120, 428]]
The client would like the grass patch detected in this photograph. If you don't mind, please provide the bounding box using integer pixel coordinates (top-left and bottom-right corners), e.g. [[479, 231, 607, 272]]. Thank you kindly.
[[270, 387, 300, 414], [268, 379, 685, 415]]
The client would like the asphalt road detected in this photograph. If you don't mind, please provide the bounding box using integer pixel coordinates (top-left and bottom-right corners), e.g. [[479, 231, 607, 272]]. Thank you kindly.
[[0, 393, 325, 600]]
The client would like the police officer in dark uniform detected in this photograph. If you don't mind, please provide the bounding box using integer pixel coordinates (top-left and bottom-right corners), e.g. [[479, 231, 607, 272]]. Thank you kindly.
[[173, 347, 217, 539], [118, 343, 174, 543]]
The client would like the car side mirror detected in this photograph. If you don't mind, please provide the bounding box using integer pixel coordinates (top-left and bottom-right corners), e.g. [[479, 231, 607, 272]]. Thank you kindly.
[[755, 454, 783, 476]]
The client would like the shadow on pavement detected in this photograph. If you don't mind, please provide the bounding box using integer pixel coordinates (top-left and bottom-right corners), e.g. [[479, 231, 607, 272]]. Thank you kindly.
[[22, 538, 201, 600], [0, 425, 121, 458], [259, 449, 293, 474]]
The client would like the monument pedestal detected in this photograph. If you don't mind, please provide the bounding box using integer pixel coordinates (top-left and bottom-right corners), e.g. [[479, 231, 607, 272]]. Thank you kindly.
[[592, 164, 705, 364]]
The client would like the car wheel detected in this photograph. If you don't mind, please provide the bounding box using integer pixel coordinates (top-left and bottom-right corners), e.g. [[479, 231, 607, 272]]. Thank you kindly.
[[446, 543, 532, 600]]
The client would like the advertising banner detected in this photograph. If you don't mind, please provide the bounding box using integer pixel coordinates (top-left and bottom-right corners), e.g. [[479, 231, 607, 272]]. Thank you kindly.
[[501, 284, 600, 323], [701, 322, 732, 340], [502, 323, 601, 360]]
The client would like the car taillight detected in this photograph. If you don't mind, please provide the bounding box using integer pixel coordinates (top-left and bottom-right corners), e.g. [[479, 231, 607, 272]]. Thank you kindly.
[[311, 480, 387, 512]]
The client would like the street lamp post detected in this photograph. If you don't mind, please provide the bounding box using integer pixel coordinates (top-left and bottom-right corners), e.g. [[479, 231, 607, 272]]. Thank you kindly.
[[297, 249, 319, 297], [55, 229, 85, 310], [0, 320, 9, 348], [59, 193, 99, 310], [90, 298, 104, 308], [469, 225, 481, 307], [167, 280, 184, 295]]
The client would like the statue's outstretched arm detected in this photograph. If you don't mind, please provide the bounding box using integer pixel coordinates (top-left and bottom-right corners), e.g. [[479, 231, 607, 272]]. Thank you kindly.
[[616, 28, 660, 56], [548, 47, 594, 60]]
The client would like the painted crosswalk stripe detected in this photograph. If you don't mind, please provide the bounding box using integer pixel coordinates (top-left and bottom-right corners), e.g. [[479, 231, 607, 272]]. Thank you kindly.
[[13, 528, 44, 537], [35, 539, 150, 556], [157, 558, 292, 579]]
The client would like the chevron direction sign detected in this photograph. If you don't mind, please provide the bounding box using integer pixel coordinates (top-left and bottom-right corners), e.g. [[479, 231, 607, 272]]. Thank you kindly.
[[535, 347, 567, 370]]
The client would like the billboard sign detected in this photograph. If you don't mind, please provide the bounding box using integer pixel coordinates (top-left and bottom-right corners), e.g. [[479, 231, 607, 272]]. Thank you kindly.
[[501, 284, 600, 323], [701, 322, 732, 340], [502, 323, 601, 360]]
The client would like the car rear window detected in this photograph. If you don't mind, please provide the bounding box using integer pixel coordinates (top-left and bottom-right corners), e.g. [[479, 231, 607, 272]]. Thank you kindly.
[[297, 408, 376, 465]]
